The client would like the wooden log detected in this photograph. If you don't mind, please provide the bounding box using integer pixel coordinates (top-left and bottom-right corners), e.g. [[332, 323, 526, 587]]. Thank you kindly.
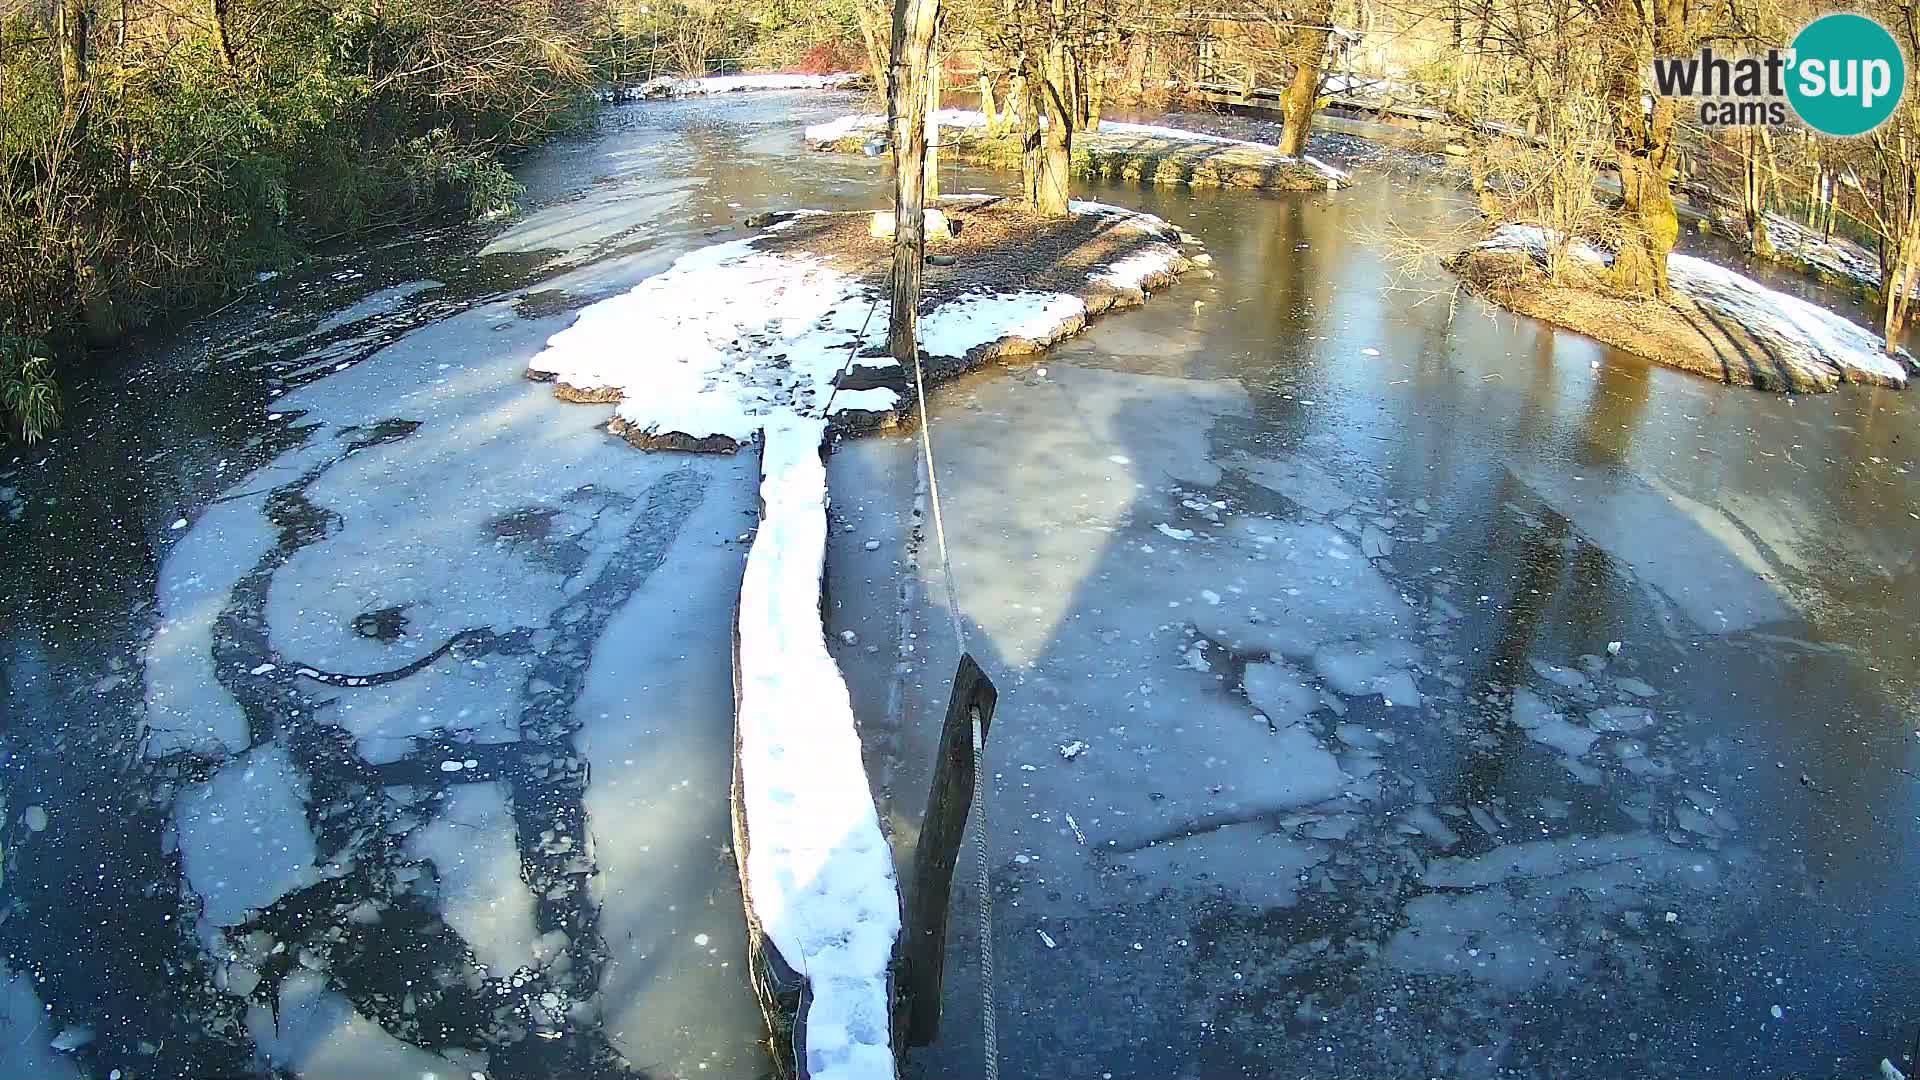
[[730, 598, 811, 1077], [902, 652, 997, 1046]]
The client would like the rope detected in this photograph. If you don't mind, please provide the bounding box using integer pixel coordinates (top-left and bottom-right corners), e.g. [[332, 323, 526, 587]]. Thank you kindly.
[[817, 292, 887, 421], [908, 340, 996, 1080]]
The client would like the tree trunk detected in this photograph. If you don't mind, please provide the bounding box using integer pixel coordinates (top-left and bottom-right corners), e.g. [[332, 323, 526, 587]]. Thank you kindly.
[[1019, 67, 1044, 205], [1031, 26, 1072, 217], [979, 74, 1000, 132], [859, 6, 891, 107], [924, 26, 940, 202], [1083, 57, 1105, 130], [209, 0, 237, 69], [1279, 0, 1334, 157], [887, 0, 940, 365], [54, 0, 89, 115], [1882, 188, 1920, 353], [1600, 0, 1683, 299], [1744, 128, 1773, 257]]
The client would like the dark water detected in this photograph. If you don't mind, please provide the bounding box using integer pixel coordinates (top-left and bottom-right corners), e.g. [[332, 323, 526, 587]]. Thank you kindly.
[[0, 91, 1915, 1080]]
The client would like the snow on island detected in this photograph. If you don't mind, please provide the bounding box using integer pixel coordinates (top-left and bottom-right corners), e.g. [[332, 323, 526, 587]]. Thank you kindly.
[[527, 198, 1204, 450], [527, 197, 1206, 1074], [805, 109, 1349, 191], [1454, 223, 1913, 392], [606, 72, 864, 101]]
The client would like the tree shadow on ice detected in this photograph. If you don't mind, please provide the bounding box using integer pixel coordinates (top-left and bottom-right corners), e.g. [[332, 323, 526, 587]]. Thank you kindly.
[[873, 312, 1916, 1078]]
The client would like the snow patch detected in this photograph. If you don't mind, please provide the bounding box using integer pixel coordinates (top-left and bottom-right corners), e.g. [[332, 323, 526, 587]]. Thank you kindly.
[[918, 292, 1087, 359], [616, 72, 862, 101], [527, 222, 896, 447], [1479, 223, 1910, 388]]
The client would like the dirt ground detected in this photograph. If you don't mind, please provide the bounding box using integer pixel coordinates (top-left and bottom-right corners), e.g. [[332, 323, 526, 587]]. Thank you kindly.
[[757, 198, 1193, 309], [1447, 247, 1845, 392]]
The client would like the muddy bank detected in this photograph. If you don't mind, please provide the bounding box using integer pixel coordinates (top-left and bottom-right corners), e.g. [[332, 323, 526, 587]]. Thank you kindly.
[[1448, 225, 1912, 392], [526, 197, 1208, 450], [807, 112, 1345, 192]]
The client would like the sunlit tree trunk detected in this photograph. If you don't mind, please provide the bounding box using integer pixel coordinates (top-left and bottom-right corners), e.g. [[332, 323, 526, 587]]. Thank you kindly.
[[1278, 0, 1333, 157], [1744, 127, 1774, 257], [1881, 179, 1920, 353], [54, 0, 89, 116], [859, 5, 891, 105], [979, 73, 1000, 132], [1033, 15, 1072, 217], [887, 0, 939, 364], [1600, 0, 1685, 299], [924, 24, 940, 201], [209, 0, 238, 69]]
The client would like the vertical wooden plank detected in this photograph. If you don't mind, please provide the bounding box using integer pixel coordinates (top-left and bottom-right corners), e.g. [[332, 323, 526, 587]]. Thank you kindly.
[[902, 652, 997, 1046]]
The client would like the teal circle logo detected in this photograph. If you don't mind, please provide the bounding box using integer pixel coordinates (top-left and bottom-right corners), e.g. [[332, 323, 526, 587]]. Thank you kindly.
[[1787, 13, 1906, 136]]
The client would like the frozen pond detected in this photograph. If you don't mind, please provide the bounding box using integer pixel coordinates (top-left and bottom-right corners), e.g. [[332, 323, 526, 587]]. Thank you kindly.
[[0, 90, 1915, 1080]]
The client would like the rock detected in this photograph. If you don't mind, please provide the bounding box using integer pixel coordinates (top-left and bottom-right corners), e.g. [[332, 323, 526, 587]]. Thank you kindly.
[[926, 253, 958, 266], [863, 539, 881, 551], [869, 208, 951, 240], [22, 806, 47, 832], [839, 630, 858, 646]]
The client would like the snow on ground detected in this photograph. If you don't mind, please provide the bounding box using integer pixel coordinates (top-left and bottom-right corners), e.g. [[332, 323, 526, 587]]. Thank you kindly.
[[1667, 253, 1909, 385], [403, 783, 540, 977], [1479, 223, 1911, 388], [529, 201, 1193, 442], [802, 109, 1351, 182], [609, 72, 862, 101], [527, 216, 897, 447], [919, 292, 1088, 358], [735, 417, 899, 1080]]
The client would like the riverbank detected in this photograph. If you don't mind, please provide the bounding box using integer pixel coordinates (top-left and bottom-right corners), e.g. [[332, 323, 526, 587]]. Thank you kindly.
[[526, 196, 1207, 449], [604, 72, 866, 101], [806, 110, 1348, 192], [1448, 224, 1912, 392]]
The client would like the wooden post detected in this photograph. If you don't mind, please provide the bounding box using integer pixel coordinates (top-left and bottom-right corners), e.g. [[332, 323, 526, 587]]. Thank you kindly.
[[887, 0, 940, 365], [902, 652, 997, 1047]]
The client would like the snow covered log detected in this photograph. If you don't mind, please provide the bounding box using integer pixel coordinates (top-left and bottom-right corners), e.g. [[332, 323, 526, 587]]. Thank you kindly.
[[806, 110, 1349, 192], [730, 416, 901, 1080], [1449, 223, 1914, 392]]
